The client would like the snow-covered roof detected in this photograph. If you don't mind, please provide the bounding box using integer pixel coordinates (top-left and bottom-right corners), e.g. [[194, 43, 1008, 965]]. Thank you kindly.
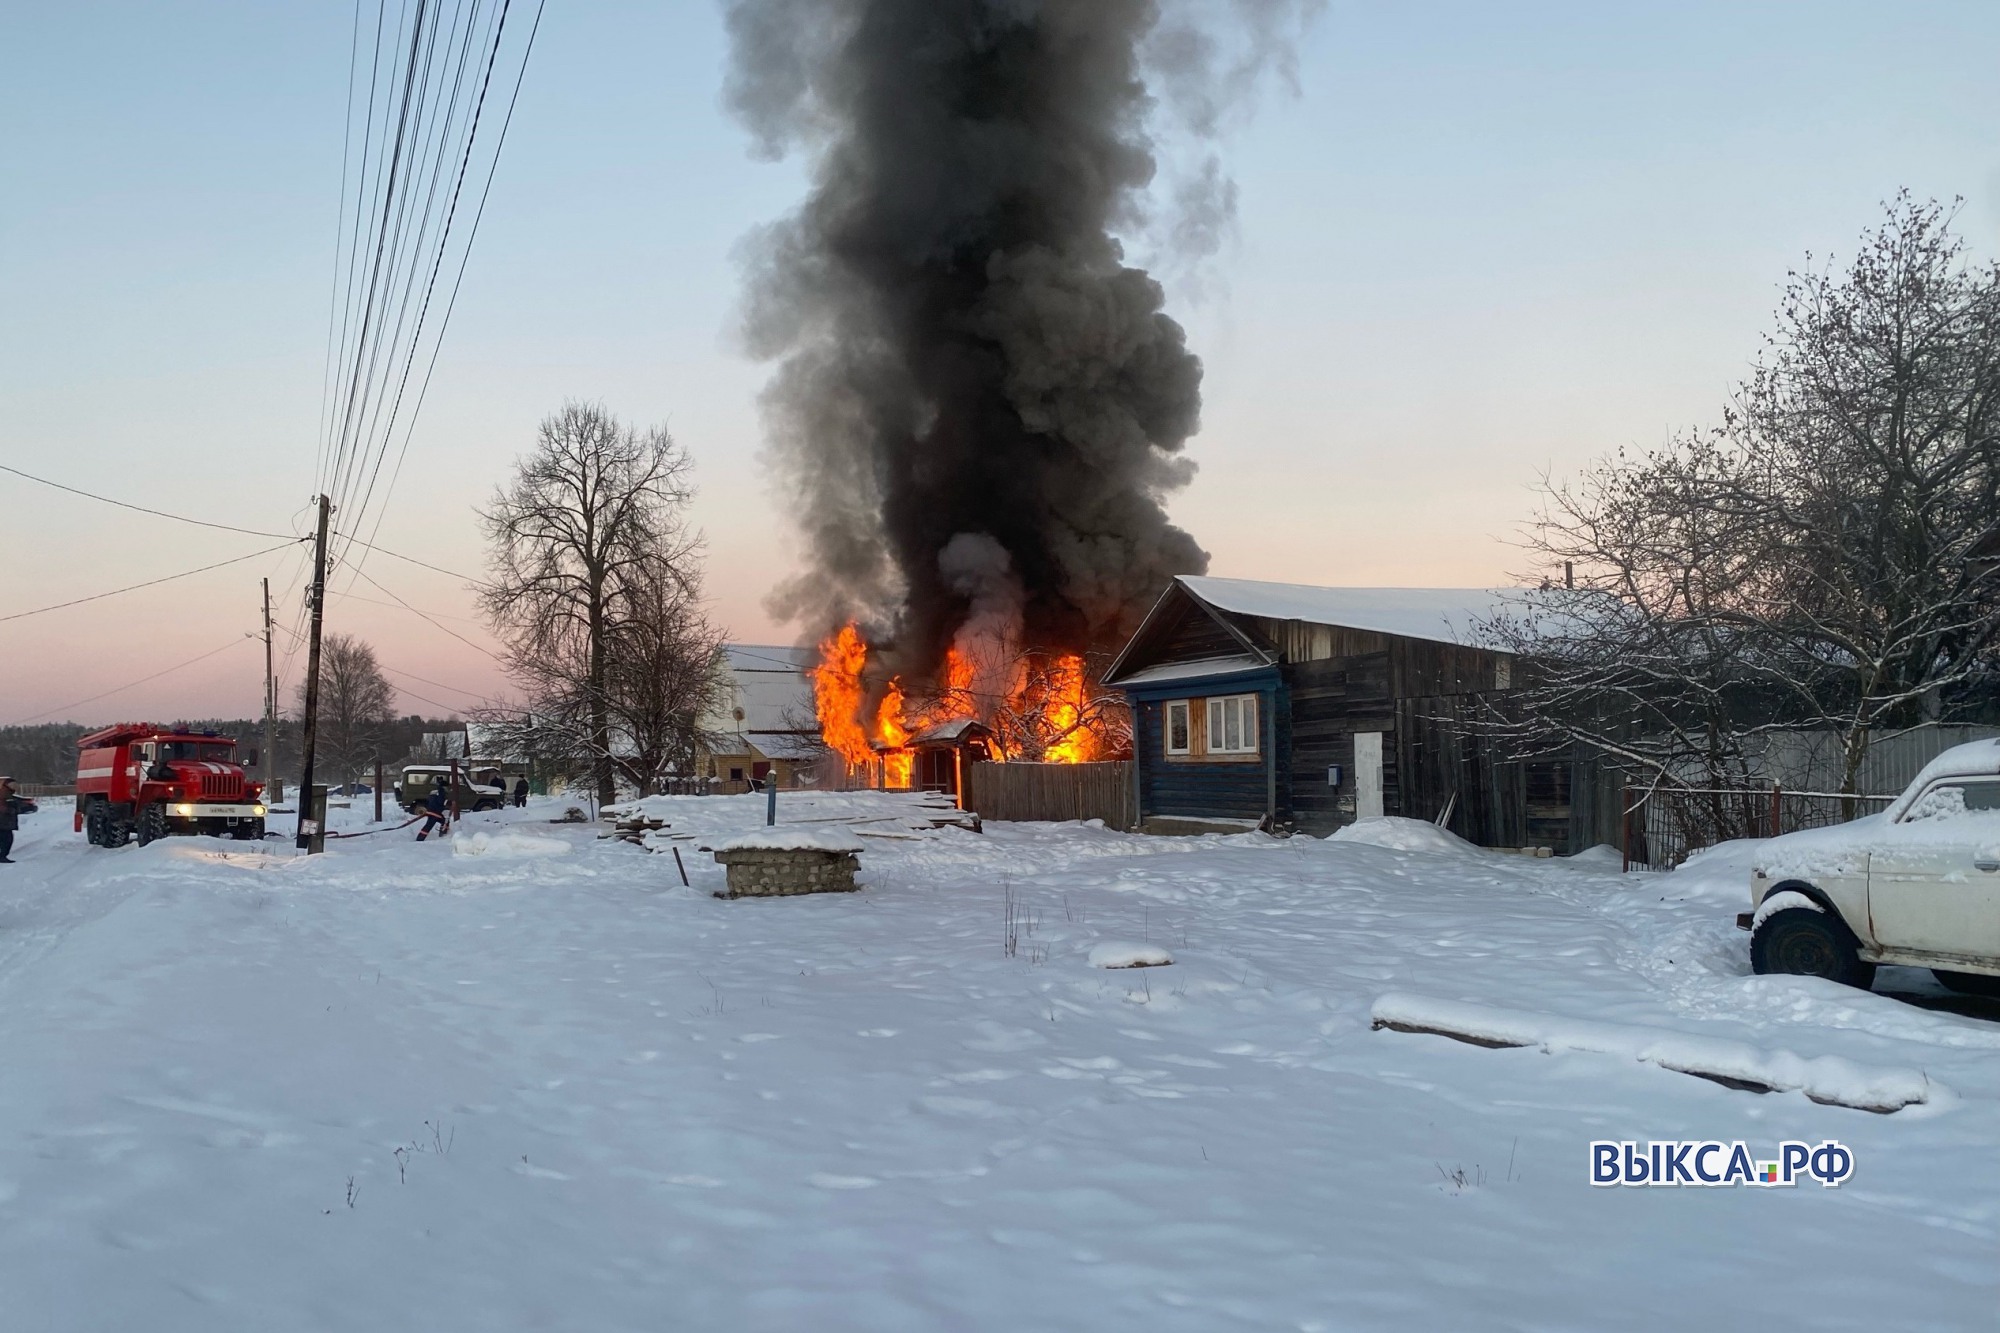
[[745, 730, 824, 762], [705, 644, 819, 742], [1113, 655, 1271, 688], [906, 718, 992, 746], [1178, 577, 1518, 650]]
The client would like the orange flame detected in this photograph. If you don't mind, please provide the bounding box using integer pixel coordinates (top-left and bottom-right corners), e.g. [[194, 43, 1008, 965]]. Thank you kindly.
[[876, 679, 914, 787], [814, 623, 1108, 785], [812, 624, 872, 768], [1039, 653, 1100, 764]]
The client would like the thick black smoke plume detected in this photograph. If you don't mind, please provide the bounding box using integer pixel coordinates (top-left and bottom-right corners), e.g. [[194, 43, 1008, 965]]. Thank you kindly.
[[727, 0, 1295, 677]]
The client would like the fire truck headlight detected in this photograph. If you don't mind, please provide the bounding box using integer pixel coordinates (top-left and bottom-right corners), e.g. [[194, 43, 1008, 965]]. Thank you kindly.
[[251, 805, 267, 816], [172, 803, 195, 817]]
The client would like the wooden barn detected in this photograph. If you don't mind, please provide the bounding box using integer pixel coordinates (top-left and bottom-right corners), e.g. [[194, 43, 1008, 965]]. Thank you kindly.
[[1103, 576, 1608, 848]]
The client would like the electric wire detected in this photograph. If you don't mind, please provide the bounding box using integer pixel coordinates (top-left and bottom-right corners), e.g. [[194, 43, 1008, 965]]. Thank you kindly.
[[322, 0, 466, 500], [317, 0, 368, 489], [332, 0, 491, 524], [0, 463, 301, 540], [0, 541, 307, 626], [330, 590, 485, 624], [379, 662, 508, 710], [345, 564, 503, 661], [344, 0, 544, 588], [7, 636, 258, 726], [336, 0, 532, 571], [316, 0, 543, 588], [329, 530, 478, 582]]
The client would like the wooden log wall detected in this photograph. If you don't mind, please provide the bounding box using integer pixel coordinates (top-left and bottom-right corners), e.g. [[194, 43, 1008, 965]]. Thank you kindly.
[[965, 761, 1138, 831], [1132, 697, 1271, 822]]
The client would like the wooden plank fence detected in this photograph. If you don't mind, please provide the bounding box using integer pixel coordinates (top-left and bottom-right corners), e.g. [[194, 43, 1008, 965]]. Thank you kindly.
[[965, 761, 1137, 831]]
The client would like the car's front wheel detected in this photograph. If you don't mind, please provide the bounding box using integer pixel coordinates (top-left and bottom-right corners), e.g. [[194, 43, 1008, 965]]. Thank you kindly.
[[1751, 907, 1876, 989]]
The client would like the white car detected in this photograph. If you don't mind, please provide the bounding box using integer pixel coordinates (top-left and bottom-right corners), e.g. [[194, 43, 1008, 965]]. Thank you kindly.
[[1742, 739, 2000, 996]]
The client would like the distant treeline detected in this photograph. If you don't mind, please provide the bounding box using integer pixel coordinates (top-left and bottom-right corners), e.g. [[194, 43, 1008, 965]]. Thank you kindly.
[[0, 716, 465, 786]]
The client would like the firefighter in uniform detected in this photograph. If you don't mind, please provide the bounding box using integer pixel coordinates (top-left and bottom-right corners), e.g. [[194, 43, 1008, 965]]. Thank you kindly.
[[415, 777, 451, 841], [0, 776, 37, 864]]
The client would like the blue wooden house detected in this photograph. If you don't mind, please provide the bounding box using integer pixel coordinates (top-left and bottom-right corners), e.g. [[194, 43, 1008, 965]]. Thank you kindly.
[[1104, 577, 1595, 846]]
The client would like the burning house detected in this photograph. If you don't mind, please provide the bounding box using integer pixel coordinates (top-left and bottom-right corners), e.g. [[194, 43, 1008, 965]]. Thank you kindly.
[[726, 3, 1303, 781], [808, 622, 1121, 795]]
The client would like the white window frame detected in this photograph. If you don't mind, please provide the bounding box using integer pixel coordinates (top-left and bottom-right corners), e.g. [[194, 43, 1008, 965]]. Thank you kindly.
[[1164, 700, 1192, 756], [1205, 694, 1260, 755]]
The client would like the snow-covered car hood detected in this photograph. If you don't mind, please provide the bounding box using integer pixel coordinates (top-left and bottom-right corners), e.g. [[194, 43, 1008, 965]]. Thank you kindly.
[[1751, 812, 1889, 880]]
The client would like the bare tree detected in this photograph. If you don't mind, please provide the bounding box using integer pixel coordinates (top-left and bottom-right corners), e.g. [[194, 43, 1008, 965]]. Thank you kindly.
[[294, 633, 396, 785], [479, 402, 703, 805], [603, 560, 730, 791], [1725, 195, 2000, 790], [1491, 196, 2000, 800]]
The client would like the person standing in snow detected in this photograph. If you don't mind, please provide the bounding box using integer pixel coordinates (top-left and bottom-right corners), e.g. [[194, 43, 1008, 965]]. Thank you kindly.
[[512, 776, 529, 808], [415, 778, 451, 841], [0, 777, 37, 864]]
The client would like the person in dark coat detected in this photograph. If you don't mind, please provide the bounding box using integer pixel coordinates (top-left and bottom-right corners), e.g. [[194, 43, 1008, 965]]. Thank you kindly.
[[512, 777, 529, 808], [415, 778, 451, 841], [0, 776, 37, 864]]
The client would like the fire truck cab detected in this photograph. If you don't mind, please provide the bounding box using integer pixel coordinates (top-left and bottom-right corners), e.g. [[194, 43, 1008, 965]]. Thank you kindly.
[[74, 723, 267, 846]]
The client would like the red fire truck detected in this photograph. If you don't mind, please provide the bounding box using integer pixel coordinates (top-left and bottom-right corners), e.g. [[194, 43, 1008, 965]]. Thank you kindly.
[[74, 723, 268, 846]]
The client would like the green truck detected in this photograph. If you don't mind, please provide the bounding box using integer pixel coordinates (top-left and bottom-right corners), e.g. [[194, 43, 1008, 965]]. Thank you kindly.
[[395, 763, 516, 814]]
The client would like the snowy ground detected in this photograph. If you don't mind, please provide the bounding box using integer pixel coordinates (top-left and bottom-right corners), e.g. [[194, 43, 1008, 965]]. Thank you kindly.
[[0, 794, 1995, 1331]]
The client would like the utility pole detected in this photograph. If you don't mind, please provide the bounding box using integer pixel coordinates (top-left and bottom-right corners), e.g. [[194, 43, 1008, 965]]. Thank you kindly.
[[262, 577, 278, 802], [296, 494, 333, 852]]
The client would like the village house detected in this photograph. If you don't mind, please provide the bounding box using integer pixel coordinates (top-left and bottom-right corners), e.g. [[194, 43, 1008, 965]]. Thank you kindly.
[[1103, 576, 1612, 849], [696, 645, 824, 792]]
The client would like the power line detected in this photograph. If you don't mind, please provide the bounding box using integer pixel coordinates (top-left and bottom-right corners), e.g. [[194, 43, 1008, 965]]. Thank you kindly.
[[318, 0, 368, 489], [329, 589, 485, 624], [0, 463, 299, 540], [380, 661, 508, 709], [0, 540, 306, 626], [324, 0, 546, 586], [330, 529, 478, 582], [337, 0, 541, 571], [347, 564, 504, 661], [7, 636, 257, 726]]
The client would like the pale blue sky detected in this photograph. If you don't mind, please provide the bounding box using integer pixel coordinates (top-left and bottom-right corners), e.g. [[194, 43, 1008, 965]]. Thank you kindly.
[[3, 1, 1997, 721]]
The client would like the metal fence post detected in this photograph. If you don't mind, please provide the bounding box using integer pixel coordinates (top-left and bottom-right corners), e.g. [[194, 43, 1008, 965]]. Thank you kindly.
[[1621, 785, 1631, 873]]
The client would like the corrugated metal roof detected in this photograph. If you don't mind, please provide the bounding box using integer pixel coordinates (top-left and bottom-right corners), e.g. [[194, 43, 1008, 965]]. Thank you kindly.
[[1178, 577, 1518, 649]]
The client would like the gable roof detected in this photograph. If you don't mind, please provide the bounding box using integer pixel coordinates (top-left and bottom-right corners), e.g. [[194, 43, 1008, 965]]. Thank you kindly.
[[1177, 577, 1515, 648], [1105, 576, 1521, 686]]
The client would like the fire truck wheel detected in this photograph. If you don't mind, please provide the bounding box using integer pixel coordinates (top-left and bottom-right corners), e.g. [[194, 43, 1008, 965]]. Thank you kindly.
[[85, 802, 108, 847], [136, 804, 168, 847], [230, 820, 263, 841]]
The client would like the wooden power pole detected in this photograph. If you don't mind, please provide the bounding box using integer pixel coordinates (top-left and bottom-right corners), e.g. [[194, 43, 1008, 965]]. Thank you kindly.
[[295, 494, 333, 852], [262, 577, 278, 802]]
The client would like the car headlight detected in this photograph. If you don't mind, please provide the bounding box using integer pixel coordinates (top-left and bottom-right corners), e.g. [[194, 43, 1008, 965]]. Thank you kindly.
[[251, 804, 267, 816], [172, 803, 195, 817]]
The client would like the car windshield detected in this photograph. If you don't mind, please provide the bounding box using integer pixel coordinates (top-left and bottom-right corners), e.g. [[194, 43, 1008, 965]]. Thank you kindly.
[[1903, 781, 2000, 821], [160, 742, 234, 763]]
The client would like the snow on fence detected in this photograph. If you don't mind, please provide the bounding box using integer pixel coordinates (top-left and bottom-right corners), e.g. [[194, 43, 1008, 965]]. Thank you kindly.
[[963, 760, 1136, 831]]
